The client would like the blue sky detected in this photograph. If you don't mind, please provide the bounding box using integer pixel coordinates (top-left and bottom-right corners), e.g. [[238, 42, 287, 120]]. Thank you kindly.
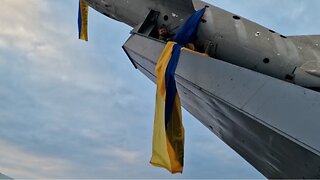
[[0, 0, 319, 178]]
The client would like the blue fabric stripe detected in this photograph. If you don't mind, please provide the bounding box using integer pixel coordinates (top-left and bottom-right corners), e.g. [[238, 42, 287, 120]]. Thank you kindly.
[[78, 1, 82, 39], [173, 8, 206, 45], [164, 44, 181, 128], [164, 8, 206, 129]]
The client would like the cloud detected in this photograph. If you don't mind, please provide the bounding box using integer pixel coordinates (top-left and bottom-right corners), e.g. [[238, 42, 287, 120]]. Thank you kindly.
[[0, 0, 153, 178], [0, 139, 73, 179], [95, 147, 142, 164], [3, 0, 319, 179]]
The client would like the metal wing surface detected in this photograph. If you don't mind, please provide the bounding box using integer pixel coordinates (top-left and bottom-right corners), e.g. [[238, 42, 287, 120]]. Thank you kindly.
[[161, 0, 195, 12]]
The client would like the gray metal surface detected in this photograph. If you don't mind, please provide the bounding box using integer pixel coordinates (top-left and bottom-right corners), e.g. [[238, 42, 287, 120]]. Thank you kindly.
[[86, 0, 320, 88], [84, 0, 320, 178], [192, 1, 320, 88], [123, 34, 320, 179], [85, 0, 195, 30]]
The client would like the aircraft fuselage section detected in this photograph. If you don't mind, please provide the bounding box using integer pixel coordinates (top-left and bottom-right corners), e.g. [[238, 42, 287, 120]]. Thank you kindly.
[[85, 0, 320, 87], [195, 1, 299, 82]]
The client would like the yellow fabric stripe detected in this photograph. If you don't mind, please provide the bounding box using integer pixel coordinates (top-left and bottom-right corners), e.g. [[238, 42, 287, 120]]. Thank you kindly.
[[155, 42, 177, 97], [182, 47, 209, 57], [150, 92, 171, 171], [150, 42, 177, 172], [166, 94, 184, 173], [79, 0, 89, 41]]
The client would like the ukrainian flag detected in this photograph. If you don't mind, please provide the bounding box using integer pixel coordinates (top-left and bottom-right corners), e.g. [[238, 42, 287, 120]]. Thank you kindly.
[[78, 0, 89, 41], [150, 8, 207, 173]]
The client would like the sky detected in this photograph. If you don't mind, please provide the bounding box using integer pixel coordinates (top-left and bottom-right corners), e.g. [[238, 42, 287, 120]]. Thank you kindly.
[[0, 0, 319, 179]]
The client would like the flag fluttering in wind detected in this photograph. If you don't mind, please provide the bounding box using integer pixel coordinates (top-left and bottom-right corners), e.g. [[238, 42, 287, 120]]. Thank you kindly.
[[78, 0, 89, 41], [150, 7, 207, 174]]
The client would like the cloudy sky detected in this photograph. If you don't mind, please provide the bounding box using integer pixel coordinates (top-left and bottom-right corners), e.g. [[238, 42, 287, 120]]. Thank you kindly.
[[0, 0, 319, 179]]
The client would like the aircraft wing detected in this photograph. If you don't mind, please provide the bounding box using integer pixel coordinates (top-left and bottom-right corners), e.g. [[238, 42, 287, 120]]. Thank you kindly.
[[289, 35, 320, 79], [164, 0, 195, 13], [123, 33, 320, 179], [289, 35, 320, 47]]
